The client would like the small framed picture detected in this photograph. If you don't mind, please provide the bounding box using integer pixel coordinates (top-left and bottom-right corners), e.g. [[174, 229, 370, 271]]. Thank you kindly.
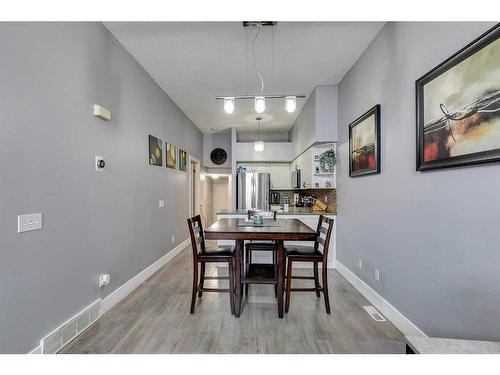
[[148, 135, 163, 166], [166, 142, 176, 169], [349, 105, 381, 177]]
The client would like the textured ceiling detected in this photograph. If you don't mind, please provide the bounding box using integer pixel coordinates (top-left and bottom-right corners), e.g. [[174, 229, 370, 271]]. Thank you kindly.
[[104, 22, 384, 134]]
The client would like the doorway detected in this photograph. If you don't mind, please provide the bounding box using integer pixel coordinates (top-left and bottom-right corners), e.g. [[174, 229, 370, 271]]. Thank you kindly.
[[213, 178, 229, 223]]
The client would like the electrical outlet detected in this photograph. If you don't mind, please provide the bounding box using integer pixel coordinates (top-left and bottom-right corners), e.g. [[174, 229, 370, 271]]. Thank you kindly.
[[99, 274, 110, 287], [159, 200, 165, 208], [18, 213, 43, 233], [374, 268, 380, 282], [171, 235, 175, 243], [357, 258, 363, 269]]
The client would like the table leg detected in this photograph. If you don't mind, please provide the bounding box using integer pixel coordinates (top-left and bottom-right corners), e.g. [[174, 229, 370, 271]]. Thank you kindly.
[[276, 240, 284, 318], [234, 239, 242, 317]]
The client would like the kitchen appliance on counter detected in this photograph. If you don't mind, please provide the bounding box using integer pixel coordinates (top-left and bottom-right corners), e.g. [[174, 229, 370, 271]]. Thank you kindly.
[[270, 191, 281, 205], [296, 195, 316, 208], [237, 172, 270, 210], [291, 168, 301, 189]]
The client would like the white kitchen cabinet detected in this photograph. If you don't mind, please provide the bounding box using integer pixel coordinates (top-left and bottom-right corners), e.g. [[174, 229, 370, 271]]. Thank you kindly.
[[269, 163, 290, 189]]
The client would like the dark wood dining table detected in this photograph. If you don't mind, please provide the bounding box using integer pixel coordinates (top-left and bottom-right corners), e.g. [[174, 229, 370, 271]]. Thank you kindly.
[[204, 218, 317, 318]]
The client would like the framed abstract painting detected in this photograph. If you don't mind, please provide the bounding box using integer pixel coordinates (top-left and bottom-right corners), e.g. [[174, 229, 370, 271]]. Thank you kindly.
[[179, 149, 187, 172], [166, 142, 176, 169], [416, 24, 500, 171], [349, 104, 381, 177], [148, 135, 163, 166]]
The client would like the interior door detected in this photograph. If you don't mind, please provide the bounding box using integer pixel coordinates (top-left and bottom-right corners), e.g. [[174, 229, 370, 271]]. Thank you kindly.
[[213, 183, 229, 223]]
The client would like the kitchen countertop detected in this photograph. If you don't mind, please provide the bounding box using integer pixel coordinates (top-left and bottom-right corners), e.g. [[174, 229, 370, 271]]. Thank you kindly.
[[405, 336, 500, 354], [216, 207, 336, 216]]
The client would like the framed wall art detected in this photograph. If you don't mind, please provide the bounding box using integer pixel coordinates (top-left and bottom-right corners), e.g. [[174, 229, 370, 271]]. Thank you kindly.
[[349, 104, 381, 177], [179, 149, 187, 172], [166, 142, 176, 169], [416, 24, 500, 171], [148, 135, 163, 166]]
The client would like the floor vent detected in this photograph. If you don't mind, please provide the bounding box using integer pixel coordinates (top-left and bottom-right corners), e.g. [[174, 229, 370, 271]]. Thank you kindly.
[[363, 305, 386, 322], [40, 299, 101, 354]]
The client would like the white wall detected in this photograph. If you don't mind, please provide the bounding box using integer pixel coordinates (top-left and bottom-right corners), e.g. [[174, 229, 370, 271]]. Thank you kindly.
[[289, 85, 338, 159], [203, 129, 231, 167]]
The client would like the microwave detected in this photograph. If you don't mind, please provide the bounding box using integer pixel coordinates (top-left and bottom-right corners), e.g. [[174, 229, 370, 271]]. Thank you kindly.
[[291, 169, 301, 189]]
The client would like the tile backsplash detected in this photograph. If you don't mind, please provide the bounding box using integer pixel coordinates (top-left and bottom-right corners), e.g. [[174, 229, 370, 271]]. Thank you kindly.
[[270, 189, 337, 214]]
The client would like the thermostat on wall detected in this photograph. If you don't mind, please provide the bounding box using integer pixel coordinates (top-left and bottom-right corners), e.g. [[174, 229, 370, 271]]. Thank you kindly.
[[93, 104, 111, 121]]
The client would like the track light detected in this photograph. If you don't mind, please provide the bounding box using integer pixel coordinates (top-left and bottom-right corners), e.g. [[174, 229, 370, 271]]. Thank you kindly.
[[285, 96, 296, 113], [255, 96, 265, 114], [223, 97, 234, 114]]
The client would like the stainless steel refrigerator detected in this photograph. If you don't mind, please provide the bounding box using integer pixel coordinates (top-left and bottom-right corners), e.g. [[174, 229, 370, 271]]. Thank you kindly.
[[237, 172, 270, 210]]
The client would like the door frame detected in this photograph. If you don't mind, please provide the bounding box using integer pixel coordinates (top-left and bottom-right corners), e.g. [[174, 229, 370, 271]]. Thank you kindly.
[[188, 155, 201, 218]]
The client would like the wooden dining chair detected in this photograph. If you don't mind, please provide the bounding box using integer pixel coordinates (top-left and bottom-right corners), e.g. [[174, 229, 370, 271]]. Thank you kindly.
[[187, 215, 235, 314], [245, 209, 277, 296], [284, 215, 334, 314]]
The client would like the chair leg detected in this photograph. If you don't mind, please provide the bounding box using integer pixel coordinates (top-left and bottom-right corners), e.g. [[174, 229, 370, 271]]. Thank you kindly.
[[285, 259, 293, 313], [190, 261, 198, 313], [198, 262, 206, 297], [245, 248, 250, 297], [274, 249, 278, 297], [321, 262, 331, 314], [313, 262, 320, 297], [228, 258, 235, 315]]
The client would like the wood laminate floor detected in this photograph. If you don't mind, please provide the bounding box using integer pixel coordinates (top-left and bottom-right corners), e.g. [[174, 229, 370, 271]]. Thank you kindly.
[[62, 247, 405, 354]]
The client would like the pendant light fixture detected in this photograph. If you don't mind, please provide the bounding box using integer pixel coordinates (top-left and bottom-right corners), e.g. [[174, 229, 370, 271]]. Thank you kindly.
[[254, 117, 264, 152], [285, 96, 296, 113], [223, 97, 234, 114], [216, 22, 305, 114], [255, 96, 265, 113]]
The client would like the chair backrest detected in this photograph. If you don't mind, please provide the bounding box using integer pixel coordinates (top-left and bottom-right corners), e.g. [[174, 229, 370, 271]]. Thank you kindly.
[[314, 215, 334, 262], [247, 209, 277, 220], [187, 215, 205, 258]]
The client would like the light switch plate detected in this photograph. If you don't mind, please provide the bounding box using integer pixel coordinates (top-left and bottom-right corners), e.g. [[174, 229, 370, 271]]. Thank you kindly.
[[374, 268, 380, 282], [18, 213, 42, 233], [159, 200, 165, 208]]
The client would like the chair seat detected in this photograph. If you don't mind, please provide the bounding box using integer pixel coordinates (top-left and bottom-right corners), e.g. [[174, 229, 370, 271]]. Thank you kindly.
[[284, 245, 323, 259], [245, 242, 275, 251], [198, 245, 234, 259]]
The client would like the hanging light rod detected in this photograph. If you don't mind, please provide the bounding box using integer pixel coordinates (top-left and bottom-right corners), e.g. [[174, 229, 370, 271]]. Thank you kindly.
[[216, 95, 305, 100], [243, 21, 277, 27]]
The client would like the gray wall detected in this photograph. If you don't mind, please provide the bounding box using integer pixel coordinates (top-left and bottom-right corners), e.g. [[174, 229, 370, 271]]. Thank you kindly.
[[0, 22, 202, 353], [336, 22, 500, 341]]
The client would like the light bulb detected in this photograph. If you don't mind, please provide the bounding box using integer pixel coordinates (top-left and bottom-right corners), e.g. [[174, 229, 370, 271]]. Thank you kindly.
[[254, 140, 264, 152], [255, 96, 265, 113], [285, 96, 296, 113], [223, 97, 234, 114]]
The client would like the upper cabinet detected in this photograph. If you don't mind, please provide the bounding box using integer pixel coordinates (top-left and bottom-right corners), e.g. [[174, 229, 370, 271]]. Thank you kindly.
[[291, 143, 336, 189], [236, 162, 291, 190]]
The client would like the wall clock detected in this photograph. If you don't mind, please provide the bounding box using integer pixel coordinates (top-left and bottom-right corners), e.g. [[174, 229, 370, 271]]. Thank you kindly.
[[210, 148, 227, 165]]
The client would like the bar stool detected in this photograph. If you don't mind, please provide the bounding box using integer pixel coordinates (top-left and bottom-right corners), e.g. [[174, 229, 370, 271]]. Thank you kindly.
[[187, 215, 235, 314], [245, 209, 278, 297], [284, 215, 334, 314]]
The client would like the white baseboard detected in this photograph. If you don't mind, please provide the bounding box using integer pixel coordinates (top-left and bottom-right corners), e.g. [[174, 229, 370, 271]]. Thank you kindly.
[[335, 260, 426, 337], [28, 239, 190, 354], [29, 345, 43, 354], [101, 239, 190, 314]]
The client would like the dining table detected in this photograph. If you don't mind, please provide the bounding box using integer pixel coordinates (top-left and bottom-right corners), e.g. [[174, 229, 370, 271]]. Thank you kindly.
[[204, 218, 317, 318]]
